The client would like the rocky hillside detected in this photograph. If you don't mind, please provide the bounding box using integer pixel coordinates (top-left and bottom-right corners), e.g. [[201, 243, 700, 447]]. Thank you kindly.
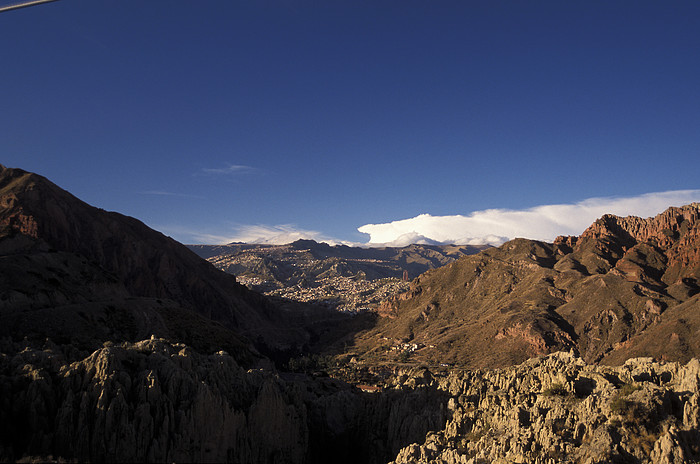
[[0, 238, 255, 361], [189, 240, 487, 312], [351, 204, 700, 368]]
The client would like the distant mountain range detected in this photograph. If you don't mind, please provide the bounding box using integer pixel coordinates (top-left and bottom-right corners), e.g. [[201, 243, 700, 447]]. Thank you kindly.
[[189, 240, 488, 281], [188, 240, 489, 312]]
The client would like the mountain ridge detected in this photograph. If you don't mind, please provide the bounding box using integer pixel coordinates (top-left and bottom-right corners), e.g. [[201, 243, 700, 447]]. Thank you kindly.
[[349, 203, 700, 369]]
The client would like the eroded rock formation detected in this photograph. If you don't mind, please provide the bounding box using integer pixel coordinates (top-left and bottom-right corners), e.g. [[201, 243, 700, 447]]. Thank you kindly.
[[0, 338, 448, 463], [4, 164, 700, 463], [390, 352, 700, 464]]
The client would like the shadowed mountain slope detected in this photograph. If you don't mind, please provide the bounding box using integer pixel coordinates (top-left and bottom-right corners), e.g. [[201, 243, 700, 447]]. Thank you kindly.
[[352, 204, 700, 368], [0, 165, 347, 359], [0, 165, 446, 463]]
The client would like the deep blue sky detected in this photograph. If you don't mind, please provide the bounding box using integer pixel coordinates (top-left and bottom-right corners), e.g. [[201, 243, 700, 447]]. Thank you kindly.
[[2, 1, 699, 244]]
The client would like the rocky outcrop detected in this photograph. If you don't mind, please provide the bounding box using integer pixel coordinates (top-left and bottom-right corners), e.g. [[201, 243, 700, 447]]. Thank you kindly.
[[390, 352, 700, 464], [7, 340, 700, 464], [577, 203, 700, 284], [8, 340, 700, 464], [580, 204, 700, 249], [0, 338, 449, 464], [0, 337, 303, 463]]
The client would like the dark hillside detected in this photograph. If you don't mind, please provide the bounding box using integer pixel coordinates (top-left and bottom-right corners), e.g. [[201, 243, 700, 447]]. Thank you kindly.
[[0, 165, 348, 358]]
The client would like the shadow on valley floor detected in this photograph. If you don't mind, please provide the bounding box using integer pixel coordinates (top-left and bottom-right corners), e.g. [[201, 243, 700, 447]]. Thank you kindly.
[[257, 298, 380, 368]]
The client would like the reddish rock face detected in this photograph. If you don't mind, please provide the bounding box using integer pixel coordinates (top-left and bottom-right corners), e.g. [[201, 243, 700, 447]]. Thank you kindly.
[[584, 205, 700, 244], [578, 204, 700, 285], [0, 166, 250, 319]]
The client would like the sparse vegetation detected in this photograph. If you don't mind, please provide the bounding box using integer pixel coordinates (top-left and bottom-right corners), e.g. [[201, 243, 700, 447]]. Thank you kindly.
[[610, 383, 644, 420], [607, 383, 661, 458], [542, 382, 568, 397], [630, 429, 658, 457], [618, 382, 642, 396], [610, 396, 631, 415], [285, 354, 337, 373], [464, 429, 485, 442], [464, 419, 491, 442], [397, 349, 412, 363]]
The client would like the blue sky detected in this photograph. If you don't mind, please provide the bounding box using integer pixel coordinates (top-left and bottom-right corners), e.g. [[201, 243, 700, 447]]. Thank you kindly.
[[2, 0, 700, 245]]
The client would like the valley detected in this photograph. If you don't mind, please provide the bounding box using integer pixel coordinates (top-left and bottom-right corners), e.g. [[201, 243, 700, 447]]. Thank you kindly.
[[188, 240, 487, 313]]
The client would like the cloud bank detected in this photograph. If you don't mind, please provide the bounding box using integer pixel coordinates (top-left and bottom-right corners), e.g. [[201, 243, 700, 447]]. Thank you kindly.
[[219, 224, 355, 246], [178, 190, 700, 246], [357, 190, 700, 247], [140, 190, 204, 199], [201, 164, 254, 175]]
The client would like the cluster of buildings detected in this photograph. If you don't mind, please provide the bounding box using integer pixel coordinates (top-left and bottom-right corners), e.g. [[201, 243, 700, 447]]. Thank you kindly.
[[238, 274, 409, 313]]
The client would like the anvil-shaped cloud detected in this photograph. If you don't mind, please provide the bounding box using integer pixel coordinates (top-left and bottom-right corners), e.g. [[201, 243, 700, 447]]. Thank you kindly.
[[357, 190, 700, 247]]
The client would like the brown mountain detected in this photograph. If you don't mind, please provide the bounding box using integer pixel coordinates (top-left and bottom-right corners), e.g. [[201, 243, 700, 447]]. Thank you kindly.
[[0, 165, 347, 360], [351, 204, 700, 368]]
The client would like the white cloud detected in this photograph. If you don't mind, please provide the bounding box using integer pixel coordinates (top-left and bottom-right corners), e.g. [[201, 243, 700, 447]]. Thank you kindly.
[[357, 190, 700, 247], [140, 190, 204, 199], [226, 224, 328, 244], [156, 222, 358, 246], [192, 224, 358, 246], [162, 189, 700, 247], [201, 164, 254, 175]]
